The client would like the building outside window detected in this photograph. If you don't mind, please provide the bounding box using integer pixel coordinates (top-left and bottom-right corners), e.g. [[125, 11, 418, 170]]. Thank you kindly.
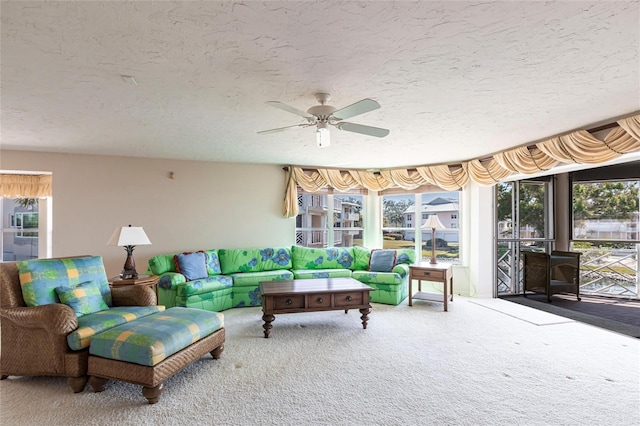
[[1, 197, 39, 261], [295, 192, 364, 248]]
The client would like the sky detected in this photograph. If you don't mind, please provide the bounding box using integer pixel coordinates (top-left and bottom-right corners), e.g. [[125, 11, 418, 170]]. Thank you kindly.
[[383, 192, 459, 204]]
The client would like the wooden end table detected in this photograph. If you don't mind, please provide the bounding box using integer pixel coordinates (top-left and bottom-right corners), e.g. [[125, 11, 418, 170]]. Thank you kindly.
[[109, 274, 159, 297], [408, 263, 453, 311]]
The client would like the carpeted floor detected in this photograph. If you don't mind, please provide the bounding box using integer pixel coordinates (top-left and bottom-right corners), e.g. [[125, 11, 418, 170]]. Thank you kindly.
[[1, 298, 639, 426], [502, 294, 640, 338]]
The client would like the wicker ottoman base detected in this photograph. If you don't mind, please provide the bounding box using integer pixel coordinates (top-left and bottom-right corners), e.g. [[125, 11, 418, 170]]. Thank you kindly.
[[88, 328, 225, 404]]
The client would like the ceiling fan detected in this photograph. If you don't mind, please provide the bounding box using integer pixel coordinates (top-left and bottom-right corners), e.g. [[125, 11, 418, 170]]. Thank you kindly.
[[257, 93, 390, 148]]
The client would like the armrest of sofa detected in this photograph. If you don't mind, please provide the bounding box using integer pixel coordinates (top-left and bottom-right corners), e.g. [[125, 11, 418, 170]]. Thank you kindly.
[[392, 263, 409, 278], [110, 285, 157, 306], [157, 272, 187, 290], [0, 303, 78, 334]]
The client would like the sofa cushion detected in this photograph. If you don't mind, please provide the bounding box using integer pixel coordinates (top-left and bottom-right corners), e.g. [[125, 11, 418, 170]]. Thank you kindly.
[[395, 248, 415, 265], [229, 270, 293, 287], [368, 249, 397, 272], [291, 246, 354, 270], [352, 270, 403, 286], [178, 275, 233, 297], [291, 269, 352, 279], [89, 307, 224, 366], [219, 247, 292, 274], [261, 248, 293, 271], [67, 305, 165, 350], [352, 246, 371, 271], [204, 249, 222, 275], [175, 252, 208, 280], [17, 256, 112, 307], [148, 254, 177, 275], [55, 281, 109, 317]]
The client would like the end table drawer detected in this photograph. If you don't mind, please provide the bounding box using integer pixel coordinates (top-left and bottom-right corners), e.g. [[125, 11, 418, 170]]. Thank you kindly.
[[308, 293, 331, 308], [335, 292, 363, 307], [412, 269, 445, 280], [273, 295, 305, 309]]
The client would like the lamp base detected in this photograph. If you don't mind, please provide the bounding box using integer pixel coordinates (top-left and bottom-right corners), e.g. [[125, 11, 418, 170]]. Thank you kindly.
[[430, 229, 438, 264], [119, 269, 139, 280], [120, 245, 138, 280]]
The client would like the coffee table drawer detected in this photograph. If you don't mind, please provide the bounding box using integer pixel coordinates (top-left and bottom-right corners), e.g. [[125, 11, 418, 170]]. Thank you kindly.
[[335, 292, 363, 307], [308, 293, 331, 308], [273, 295, 305, 309]]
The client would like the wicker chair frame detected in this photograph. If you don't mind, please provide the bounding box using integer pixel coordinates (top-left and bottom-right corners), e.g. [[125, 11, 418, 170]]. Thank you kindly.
[[0, 259, 157, 392]]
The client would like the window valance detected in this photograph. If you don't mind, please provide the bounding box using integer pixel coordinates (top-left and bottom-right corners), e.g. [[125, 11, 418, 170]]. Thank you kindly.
[[282, 113, 640, 218], [0, 174, 52, 198]]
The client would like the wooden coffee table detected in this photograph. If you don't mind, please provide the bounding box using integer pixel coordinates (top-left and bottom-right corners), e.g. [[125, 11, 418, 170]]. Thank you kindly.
[[259, 278, 373, 338]]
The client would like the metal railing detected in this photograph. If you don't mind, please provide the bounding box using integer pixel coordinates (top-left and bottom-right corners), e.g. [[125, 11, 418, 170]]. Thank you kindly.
[[573, 246, 639, 297], [497, 242, 639, 298]]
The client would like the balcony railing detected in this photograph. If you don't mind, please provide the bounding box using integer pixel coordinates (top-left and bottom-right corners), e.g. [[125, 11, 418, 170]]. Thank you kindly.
[[296, 230, 326, 247], [497, 242, 639, 298]]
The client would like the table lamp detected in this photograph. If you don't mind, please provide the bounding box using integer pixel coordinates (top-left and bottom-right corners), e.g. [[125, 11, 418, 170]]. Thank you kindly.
[[107, 225, 151, 279], [421, 215, 445, 264]]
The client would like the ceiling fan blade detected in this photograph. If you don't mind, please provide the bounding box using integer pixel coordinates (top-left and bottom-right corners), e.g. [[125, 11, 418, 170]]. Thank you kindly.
[[265, 101, 315, 119], [335, 122, 390, 138], [332, 98, 381, 120], [257, 123, 307, 134]]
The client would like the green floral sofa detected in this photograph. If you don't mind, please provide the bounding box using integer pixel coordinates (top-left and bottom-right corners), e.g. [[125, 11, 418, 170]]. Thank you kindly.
[[148, 246, 415, 312]]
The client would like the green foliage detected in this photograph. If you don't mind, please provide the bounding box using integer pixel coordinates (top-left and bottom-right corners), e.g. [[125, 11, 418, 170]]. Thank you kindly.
[[497, 182, 546, 237], [572, 242, 592, 249], [15, 198, 38, 209], [384, 233, 404, 240], [573, 182, 639, 221], [383, 198, 414, 227], [496, 182, 513, 223], [423, 238, 448, 249]]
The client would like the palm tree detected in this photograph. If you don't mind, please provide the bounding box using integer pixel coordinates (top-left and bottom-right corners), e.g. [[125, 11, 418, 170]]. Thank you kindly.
[[14, 198, 37, 210]]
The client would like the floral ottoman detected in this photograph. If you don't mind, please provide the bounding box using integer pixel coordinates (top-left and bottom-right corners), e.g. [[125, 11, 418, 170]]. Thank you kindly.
[[87, 307, 225, 404]]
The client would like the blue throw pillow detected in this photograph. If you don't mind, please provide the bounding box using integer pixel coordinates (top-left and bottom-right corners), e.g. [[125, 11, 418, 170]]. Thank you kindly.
[[176, 252, 208, 281], [55, 281, 109, 317], [368, 249, 397, 272]]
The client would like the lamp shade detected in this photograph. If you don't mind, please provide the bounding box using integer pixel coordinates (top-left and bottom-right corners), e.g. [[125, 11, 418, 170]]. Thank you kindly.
[[107, 225, 151, 246], [421, 214, 445, 230]]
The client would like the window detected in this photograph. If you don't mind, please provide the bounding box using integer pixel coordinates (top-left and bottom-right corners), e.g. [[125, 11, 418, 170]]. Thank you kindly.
[[334, 194, 364, 247], [295, 193, 327, 247], [572, 180, 639, 241], [382, 192, 460, 263], [419, 193, 460, 263], [1, 198, 39, 261], [570, 179, 639, 297], [495, 179, 553, 296], [295, 192, 364, 248]]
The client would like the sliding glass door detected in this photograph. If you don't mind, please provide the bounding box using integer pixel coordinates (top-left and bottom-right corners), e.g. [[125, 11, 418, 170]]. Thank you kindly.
[[495, 178, 554, 296]]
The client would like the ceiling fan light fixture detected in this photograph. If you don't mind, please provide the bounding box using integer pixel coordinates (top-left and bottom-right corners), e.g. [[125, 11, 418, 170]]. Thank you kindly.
[[316, 122, 330, 148], [259, 93, 389, 144]]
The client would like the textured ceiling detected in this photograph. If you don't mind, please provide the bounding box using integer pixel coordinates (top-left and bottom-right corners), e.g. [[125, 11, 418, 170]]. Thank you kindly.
[[1, 1, 639, 169]]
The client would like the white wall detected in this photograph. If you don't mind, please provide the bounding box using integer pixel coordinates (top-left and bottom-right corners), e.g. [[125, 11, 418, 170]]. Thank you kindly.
[[1, 151, 295, 277]]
